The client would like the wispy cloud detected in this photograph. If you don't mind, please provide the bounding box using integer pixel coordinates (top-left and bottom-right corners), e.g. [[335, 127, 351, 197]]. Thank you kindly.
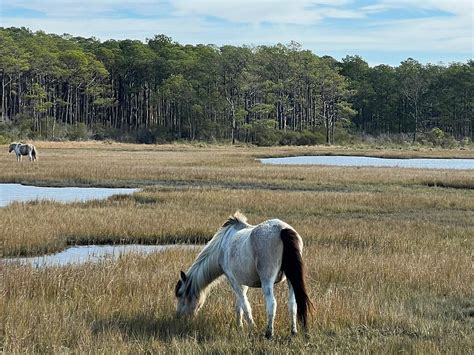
[[1, 0, 472, 65], [362, 0, 472, 15], [172, 0, 360, 25]]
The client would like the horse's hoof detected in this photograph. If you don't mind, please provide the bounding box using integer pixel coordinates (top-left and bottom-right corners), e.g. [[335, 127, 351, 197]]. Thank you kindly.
[[291, 329, 298, 336], [265, 331, 273, 339]]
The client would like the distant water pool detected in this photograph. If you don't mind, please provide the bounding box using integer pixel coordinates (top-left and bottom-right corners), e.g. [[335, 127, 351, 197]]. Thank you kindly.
[[260, 156, 474, 170], [0, 183, 139, 207], [1, 244, 199, 268]]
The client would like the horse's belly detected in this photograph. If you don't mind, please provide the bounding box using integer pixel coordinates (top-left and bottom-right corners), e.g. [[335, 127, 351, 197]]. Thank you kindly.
[[233, 266, 260, 287], [246, 280, 262, 288], [243, 270, 286, 288]]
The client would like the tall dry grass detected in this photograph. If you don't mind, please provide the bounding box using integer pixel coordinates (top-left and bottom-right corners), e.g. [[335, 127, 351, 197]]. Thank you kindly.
[[1, 142, 473, 189], [2, 242, 472, 352], [1, 142, 473, 352], [1, 187, 472, 257]]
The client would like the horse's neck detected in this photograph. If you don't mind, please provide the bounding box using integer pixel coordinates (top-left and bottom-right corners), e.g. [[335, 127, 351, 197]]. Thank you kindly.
[[187, 248, 223, 298], [186, 227, 237, 297]]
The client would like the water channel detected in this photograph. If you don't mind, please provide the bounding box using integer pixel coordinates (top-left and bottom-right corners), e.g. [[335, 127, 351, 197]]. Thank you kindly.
[[0, 183, 138, 207], [260, 155, 474, 170], [2, 244, 199, 268], [0, 184, 170, 267], [3, 155, 472, 266]]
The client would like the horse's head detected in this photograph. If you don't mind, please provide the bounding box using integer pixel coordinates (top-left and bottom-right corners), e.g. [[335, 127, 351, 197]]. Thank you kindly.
[[8, 143, 17, 153], [175, 271, 202, 318]]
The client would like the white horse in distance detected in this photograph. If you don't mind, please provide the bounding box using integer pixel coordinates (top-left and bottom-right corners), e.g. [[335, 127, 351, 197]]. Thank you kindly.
[[175, 212, 313, 338], [8, 143, 38, 162]]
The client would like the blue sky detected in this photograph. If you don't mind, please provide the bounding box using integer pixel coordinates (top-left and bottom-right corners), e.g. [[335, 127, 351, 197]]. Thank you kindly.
[[1, 0, 472, 66]]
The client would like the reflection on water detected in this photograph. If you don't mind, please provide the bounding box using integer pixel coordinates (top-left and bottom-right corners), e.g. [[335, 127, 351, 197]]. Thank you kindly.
[[2, 244, 199, 268], [260, 156, 474, 170], [0, 183, 138, 207]]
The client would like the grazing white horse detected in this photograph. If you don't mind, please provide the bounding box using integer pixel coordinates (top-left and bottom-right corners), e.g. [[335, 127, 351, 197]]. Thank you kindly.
[[175, 212, 312, 338], [8, 143, 38, 162]]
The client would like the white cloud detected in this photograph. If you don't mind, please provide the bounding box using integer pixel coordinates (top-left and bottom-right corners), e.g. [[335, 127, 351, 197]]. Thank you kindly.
[[172, 0, 358, 24], [363, 0, 472, 15], [1, 0, 472, 64], [2, 0, 167, 18], [3, 0, 362, 24]]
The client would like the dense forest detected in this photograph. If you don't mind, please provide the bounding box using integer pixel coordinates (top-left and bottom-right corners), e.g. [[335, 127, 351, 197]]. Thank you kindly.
[[0, 27, 472, 145]]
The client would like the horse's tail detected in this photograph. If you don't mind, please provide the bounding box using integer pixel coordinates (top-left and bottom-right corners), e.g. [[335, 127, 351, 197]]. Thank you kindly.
[[280, 228, 313, 329], [31, 145, 37, 161]]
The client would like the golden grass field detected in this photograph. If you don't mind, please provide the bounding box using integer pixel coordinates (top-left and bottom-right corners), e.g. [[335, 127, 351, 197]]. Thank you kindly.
[[1, 142, 473, 353]]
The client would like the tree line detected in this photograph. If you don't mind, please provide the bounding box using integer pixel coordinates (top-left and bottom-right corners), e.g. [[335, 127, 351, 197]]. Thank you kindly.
[[0, 27, 472, 145]]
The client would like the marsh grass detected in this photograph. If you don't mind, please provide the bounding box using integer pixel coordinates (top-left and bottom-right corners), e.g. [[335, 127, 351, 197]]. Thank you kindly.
[[2, 244, 472, 353], [1, 142, 473, 189], [1, 142, 473, 352], [1, 187, 472, 257]]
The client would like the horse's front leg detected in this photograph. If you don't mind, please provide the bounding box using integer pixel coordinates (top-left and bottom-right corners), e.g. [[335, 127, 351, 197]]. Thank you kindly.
[[235, 285, 249, 327], [16, 153, 21, 162], [262, 281, 277, 339], [225, 272, 255, 327]]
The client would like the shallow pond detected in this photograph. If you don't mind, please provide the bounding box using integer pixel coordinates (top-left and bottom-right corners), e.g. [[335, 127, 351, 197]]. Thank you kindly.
[[0, 183, 139, 207], [260, 155, 474, 170], [2, 244, 199, 268]]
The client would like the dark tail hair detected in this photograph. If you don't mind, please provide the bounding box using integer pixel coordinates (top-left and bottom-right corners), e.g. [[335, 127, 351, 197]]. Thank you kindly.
[[280, 228, 313, 329], [32, 146, 37, 160]]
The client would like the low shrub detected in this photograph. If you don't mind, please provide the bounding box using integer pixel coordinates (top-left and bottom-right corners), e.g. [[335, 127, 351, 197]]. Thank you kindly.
[[66, 122, 90, 141]]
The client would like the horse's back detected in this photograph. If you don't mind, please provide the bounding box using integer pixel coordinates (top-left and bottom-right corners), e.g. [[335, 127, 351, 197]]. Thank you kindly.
[[250, 218, 297, 248]]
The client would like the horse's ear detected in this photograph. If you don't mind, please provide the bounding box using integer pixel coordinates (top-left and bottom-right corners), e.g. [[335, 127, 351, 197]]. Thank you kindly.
[[180, 271, 187, 282]]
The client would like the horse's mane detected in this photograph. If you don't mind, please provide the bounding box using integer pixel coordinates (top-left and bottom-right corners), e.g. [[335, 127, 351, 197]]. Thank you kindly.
[[9, 142, 27, 148], [185, 211, 249, 300], [222, 211, 248, 228]]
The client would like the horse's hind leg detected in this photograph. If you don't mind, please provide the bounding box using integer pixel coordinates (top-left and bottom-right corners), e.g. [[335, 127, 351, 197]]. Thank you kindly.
[[256, 249, 281, 338], [287, 280, 298, 335], [261, 279, 277, 338]]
